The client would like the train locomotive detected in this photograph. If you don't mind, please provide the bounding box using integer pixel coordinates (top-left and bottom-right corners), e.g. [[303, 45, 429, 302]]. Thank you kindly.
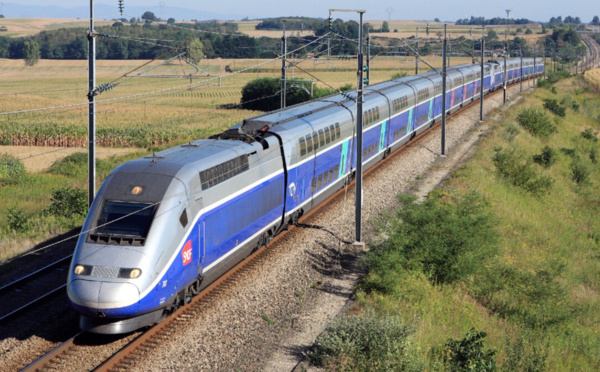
[[67, 57, 544, 334]]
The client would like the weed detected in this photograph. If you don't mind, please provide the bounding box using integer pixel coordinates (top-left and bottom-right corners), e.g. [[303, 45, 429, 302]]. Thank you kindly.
[[500, 123, 520, 142], [306, 310, 421, 371], [430, 328, 496, 372], [6, 207, 30, 233], [492, 147, 553, 196], [532, 146, 557, 168], [581, 128, 598, 142], [44, 187, 87, 219], [0, 153, 26, 182], [590, 147, 598, 164], [261, 313, 275, 325], [501, 331, 548, 372], [570, 158, 591, 185], [543, 98, 566, 117], [516, 108, 557, 139], [560, 147, 577, 158]]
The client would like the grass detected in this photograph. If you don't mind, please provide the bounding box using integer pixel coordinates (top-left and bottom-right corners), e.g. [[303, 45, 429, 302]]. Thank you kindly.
[[308, 75, 600, 370]]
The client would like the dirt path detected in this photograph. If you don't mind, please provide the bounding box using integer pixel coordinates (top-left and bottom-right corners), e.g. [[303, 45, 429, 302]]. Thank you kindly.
[[0, 146, 137, 172]]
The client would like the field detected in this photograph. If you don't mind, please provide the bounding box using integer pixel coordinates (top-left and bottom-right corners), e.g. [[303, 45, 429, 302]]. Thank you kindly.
[[0, 18, 112, 38], [584, 68, 600, 90]]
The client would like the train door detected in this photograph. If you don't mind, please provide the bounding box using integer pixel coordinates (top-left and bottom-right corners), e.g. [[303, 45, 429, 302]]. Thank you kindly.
[[198, 220, 205, 274]]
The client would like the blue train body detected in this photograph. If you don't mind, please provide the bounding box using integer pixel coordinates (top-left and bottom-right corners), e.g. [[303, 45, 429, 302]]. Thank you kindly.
[[67, 58, 544, 334]]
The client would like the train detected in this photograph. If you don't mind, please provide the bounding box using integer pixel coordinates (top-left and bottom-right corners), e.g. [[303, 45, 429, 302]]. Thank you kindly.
[[67, 57, 544, 334]]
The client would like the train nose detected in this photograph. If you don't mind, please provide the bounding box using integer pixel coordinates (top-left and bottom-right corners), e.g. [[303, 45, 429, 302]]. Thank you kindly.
[[68, 279, 140, 317]]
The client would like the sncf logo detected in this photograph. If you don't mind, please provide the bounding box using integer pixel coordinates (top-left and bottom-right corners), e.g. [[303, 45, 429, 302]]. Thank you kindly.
[[182, 240, 193, 266]]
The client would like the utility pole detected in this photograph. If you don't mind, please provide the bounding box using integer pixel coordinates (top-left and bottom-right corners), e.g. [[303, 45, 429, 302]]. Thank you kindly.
[[533, 44, 537, 88], [503, 28, 507, 104], [441, 24, 447, 156], [355, 10, 365, 244], [415, 27, 419, 74], [330, 8, 366, 245], [366, 29, 370, 85], [448, 36, 451, 67], [520, 48, 523, 92], [87, 0, 96, 207], [281, 20, 287, 109], [480, 26, 484, 122]]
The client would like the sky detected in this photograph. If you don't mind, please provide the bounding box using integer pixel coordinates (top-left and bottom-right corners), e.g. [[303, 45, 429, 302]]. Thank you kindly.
[[4, 0, 599, 23]]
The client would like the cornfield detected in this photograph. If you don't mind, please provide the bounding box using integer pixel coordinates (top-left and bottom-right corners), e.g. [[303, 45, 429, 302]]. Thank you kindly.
[[584, 68, 600, 91]]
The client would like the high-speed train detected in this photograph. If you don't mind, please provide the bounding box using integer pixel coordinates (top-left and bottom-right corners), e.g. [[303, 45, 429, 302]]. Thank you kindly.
[[67, 57, 544, 334]]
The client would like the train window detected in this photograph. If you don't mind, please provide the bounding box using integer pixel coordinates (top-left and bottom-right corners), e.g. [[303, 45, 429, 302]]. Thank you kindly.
[[317, 174, 322, 189], [375, 107, 380, 122], [94, 201, 157, 240], [322, 171, 328, 185], [335, 123, 341, 139], [329, 125, 336, 141], [334, 164, 340, 177], [312, 132, 319, 151], [311, 177, 316, 193], [179, 209, 188, 228], [318, 129, 325, 147], [324, 127, 331, 144], [299, 137, 306, 156], [200, 155, 249, 190], [329, 167, 334, 182], [306, 135, 313, 153]]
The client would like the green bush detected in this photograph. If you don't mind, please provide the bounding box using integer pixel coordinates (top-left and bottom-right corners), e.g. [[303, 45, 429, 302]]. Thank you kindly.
[[500, 122, 520, 142], [560, 147, 577, 158], [570, 158, 591, 185], [0, 153, 26, 182], [430, 328, 496, 372], [542, 99, 566, 117], [44, 187, 88, 219], [363, 191, 498, 287], [532, 146, 557, 168], [492, 148, 553, 196], [306, 310, 421, 371], [516, 108, 557, 138], [48, 152, 88, 177], [240, 77, 335, 111], [590, 147, 598, 164], [6, 207, 30, 233], [581, 128, 598, 142]]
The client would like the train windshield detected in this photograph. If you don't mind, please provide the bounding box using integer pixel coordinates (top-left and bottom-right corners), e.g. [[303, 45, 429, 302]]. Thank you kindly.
[[96, 201, 157, 238]]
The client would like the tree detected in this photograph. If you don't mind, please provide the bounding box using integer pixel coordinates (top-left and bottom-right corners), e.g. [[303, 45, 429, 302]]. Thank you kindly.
[[381, 21, 390, 33], [23, 40, 40, 66], [167, 17, 176, 24], [592, 16, 600, 26], [434, 18, 441, 22], [141, 11, 157, 23], [187, 38, 203, 64]]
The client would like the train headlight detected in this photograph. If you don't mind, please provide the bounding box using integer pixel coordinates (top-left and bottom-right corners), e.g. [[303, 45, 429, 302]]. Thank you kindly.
[[119, 268, 142, 279], [73, 264, 91, 275]]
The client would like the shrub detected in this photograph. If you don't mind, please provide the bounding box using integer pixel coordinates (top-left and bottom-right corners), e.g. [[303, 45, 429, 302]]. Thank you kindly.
[[570, 158, 590, 185], [581, 128, 598, 142], [392, 71, 408, 79], [240, 77, 335, 111], [306, 310, 421, 371], [6, 207, 30, 233], [590, 147, 598, 164], [0, 153, 26, 181], [542, 99, 566, 117], [492, 148, 553, 196], [560, 147, 577, 158], [44, 187, 88, 219], [48, 152, 88, 177], [430, 328, 496, 372], [500, 122, 520, 142], [363, 191, 498, 287], [516, 108, 557, 138], [532, 146, 557, 168]]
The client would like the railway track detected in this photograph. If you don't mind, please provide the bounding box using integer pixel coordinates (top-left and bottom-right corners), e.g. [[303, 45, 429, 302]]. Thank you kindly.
[[0, 255, 71, 322], [18, 78, 538, 372]]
